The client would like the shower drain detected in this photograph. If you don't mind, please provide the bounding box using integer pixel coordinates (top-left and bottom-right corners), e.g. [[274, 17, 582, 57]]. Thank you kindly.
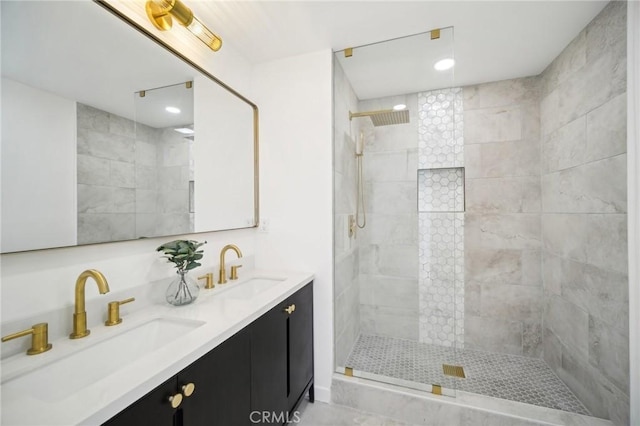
[[442, 364, 466, 378]]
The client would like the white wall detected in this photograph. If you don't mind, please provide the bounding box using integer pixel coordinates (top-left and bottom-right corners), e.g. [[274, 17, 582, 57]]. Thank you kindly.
[[1, 78, 77, 252], [251, 49, 334, 402]]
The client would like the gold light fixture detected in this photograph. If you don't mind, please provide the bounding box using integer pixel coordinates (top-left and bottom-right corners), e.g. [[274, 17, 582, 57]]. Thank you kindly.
[[145, 0, 222, 51]]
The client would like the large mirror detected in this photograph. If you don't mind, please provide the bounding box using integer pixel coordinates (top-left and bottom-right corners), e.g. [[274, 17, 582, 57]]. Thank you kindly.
[[0, 1, 258, 253]]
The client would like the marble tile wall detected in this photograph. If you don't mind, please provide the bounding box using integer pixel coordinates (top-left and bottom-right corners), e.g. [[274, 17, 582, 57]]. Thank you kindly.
[[78, 103, 139, 244], [77, 104, 192, 244], [357, 93, 420, 342], [462, 76, 543, 357], [539, 2, 628, 424], [334, 59, 362, 366]]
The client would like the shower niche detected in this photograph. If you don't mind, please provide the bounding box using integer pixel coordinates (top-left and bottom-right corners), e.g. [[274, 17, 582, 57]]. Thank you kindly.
[[418, 167, 465, 213]]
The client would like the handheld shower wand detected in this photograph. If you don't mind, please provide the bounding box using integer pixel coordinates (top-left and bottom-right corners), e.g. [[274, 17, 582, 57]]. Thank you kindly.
[[356, 131, 366, 229]]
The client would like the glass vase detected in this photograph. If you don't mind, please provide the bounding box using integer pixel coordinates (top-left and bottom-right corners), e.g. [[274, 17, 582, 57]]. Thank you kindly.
[[166, 270, 200, 306]]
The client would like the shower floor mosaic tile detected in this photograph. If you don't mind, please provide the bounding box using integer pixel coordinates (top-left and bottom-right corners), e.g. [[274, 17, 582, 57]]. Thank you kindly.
[[345, 334, 590, 416]]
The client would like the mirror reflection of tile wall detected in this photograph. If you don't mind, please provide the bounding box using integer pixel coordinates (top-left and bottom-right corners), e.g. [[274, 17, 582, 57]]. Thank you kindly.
[[77, 104, 193, 244]]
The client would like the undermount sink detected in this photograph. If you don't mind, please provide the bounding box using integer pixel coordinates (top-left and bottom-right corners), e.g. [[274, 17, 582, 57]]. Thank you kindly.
[[1, 317, 205, 402], [224, 277, 285, 299]]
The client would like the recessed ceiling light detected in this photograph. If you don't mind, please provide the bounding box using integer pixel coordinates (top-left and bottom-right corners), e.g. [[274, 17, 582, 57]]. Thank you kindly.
[[393, 104, 407, 111], [174, 127, 194, 135], [434, 58, 455, 71], [165, 106, 181, 114]]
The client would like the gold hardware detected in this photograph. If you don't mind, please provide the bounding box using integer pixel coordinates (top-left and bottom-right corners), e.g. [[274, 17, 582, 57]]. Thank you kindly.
[[230, 265, 243, 280], [430, 29, 441, 40], [432, 384, 442, 395], [197, 273, 214, 289], [70, 269, 110, 339], [145, 0, 222, 51], [2, 323, 52, 355], [348, 215, 356, 238], [185, 81, 193, 89], [105, 297, 135, 326], [344, 47, 353, 58], [284, 304, 296, 315], [442, 364, 466, 378], [168, 392, 183, 409], [218, 244, 243, 284], [345, 367, 353, 377], [349, 109, 410, 127], [181, 382, 195, 397], [139, 90, 146, 98]]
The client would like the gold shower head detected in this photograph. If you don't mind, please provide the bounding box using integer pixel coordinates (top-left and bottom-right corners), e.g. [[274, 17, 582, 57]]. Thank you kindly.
[[349, 109, 410, 127]]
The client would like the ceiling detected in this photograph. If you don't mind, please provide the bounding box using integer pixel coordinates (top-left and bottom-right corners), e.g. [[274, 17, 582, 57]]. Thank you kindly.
[[1, 1, 610, 117], [192, 0, 609, 99]]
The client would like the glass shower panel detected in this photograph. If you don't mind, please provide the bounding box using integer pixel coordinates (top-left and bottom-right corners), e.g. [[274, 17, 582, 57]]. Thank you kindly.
[[333, 26, 459, 397]]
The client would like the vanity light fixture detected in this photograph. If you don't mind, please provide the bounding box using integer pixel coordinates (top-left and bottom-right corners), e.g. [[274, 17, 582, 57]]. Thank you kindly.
[[434, 58, 455, 71], [145, 0, 222, 52], [165, 106, 181, 114], [393, 104, 407, 111]]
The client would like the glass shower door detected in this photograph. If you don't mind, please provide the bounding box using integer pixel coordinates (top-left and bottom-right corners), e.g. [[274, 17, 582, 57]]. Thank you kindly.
[[333, 26, 461, 398]]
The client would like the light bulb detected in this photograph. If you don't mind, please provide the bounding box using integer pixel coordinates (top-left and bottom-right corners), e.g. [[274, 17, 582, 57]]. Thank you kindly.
[[186, 16, 222, 51], [434, 58, 455, 71]]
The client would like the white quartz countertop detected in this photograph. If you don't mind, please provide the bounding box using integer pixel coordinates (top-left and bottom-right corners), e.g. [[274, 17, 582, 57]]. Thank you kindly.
[[0, 269, 314, 426]]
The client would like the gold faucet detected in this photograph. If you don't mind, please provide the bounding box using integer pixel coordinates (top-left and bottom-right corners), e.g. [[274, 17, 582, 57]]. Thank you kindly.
[[218, 244, 242, 284], [70, 269, 110, 339]]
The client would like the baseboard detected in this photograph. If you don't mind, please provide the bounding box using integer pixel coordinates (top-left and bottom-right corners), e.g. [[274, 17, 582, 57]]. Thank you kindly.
[[312, 385, 331, 403]]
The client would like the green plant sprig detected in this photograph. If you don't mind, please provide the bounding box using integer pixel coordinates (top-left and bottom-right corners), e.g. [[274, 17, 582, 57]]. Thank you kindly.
[[156, 239, 207, 272]]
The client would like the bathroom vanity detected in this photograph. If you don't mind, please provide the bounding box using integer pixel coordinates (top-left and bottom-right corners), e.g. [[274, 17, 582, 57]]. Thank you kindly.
[[103, 282, 314, 426], [0, 271, 314, 425]]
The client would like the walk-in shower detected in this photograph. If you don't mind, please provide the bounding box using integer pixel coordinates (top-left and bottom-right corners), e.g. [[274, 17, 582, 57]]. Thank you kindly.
[[333, 4, 629, 424]]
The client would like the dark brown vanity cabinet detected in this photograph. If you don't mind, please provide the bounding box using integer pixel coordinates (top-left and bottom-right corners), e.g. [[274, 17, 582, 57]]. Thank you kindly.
[[103, 328, 251, 426], [251, 282, 314, 424], [103, 282, 313, 426]]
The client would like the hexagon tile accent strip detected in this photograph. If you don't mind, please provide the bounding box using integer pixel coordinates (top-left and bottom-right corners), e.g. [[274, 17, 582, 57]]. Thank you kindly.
[[345, 334, 591, 416], [417, 88, 463, 169], [417, 87, 465, 348], [418, 212, 464, 347]]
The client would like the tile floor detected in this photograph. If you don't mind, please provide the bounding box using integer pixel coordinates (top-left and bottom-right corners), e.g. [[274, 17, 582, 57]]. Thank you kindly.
[[297, 399, 410, 426], [344, 334, 590, 416]]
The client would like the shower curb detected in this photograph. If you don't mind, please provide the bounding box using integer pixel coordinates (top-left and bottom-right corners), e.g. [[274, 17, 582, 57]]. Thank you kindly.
[[331, 374, 613, 426]]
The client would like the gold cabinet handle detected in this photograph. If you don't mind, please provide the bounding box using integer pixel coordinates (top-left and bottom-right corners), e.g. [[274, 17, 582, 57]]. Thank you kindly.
[[283, 304, 296, 315], [1, 323, 52, 355], [197, 273, 214, 289], [230, 265, 243, 280], [105, 297, 135, 326], [181, 382, 196, 397], [168, 392, 183, 409]]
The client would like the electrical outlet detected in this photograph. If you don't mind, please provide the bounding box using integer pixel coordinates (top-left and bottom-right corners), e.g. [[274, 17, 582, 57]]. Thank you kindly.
[[259, 218, 269, 232]]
